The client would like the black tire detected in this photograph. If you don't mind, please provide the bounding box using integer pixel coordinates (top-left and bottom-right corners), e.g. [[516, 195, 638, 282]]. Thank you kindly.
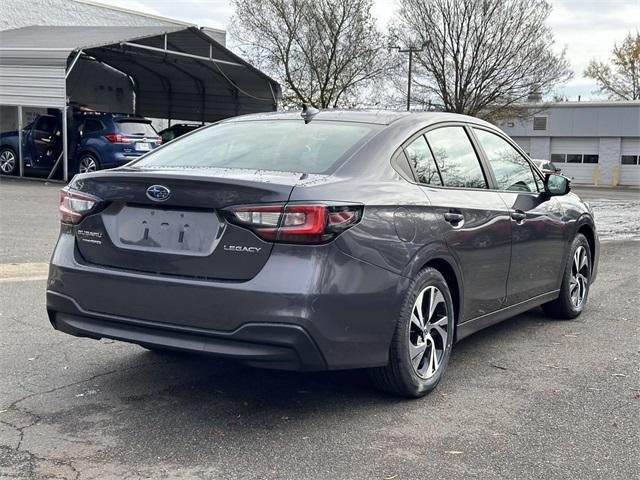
[[0, 147, 18, 176], [369, 267, 455, 398], [76, 153, 100, 174], [542, 233, 592, 319]]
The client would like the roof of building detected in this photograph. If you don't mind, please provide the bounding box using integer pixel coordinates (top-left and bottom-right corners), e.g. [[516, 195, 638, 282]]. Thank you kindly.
[[74, 0, 226, 35], [0, 25, 184, 51], [521, 100, 640, 109]]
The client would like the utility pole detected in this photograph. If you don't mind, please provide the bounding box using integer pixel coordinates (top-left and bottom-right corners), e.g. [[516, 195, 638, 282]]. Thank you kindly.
[[390, 43, 428, 111]]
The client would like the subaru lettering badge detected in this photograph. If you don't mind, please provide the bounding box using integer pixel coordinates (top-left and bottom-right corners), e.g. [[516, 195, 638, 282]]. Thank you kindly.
[[146, 185, 171, 202]]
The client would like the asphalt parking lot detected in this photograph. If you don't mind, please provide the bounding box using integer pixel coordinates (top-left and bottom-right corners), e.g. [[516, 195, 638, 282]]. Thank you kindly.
[[0, 178, 638, 479]]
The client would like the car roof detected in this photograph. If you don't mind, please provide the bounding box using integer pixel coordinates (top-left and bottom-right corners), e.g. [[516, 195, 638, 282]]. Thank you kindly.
[[77, 112, 151, 122], [224, 109, 497, 129]]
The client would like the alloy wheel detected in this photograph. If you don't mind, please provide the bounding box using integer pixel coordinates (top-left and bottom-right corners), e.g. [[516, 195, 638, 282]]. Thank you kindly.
[[0, 150, 16, 174], [408, 286, 449, 379], [78, 156, 97, 174], [570, 246, 589, 308]]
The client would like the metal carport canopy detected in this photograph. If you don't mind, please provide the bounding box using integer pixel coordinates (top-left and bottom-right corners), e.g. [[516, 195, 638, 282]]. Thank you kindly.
[[0, 25, 281, 119]]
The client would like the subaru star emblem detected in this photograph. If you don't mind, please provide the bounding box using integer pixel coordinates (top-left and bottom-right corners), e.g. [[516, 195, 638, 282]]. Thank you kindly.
[[146, 185, 171, 202]]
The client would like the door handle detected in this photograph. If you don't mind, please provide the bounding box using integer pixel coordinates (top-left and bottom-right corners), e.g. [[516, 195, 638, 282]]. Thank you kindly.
[[510, 210, 526, 222], [444, 212, 464, 224]]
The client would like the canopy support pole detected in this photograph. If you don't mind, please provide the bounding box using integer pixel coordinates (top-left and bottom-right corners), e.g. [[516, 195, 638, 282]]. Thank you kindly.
[[62, 104, 68, 182], [121, 42, 243, 67], [17, 106, 24, 177], [65, 50, 83, 79], [46, 152, 63, 181]]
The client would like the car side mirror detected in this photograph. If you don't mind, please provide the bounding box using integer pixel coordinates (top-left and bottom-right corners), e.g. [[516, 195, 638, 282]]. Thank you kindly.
[[545, 174, 570, 196]]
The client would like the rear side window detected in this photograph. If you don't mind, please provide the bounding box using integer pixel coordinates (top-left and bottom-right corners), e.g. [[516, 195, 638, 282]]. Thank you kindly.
[[405, 135, 442, 185], [424, 127, 487, 189], [117, 121, 157, 136], [474, 129, 538, 193], [83, 119, 104, 134], [134, 120, 379, 174]]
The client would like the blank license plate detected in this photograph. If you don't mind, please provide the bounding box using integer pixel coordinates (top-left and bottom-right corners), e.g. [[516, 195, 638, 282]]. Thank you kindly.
[[135, 142, 151, 151]]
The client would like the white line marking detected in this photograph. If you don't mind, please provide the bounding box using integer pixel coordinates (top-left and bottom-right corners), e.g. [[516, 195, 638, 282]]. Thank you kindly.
[[0, 275, 49, 283]]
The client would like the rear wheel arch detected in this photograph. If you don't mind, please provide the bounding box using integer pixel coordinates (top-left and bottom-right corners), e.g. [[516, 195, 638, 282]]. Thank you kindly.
[[76, 148, 101, 163], [75, 150, 101, 173], [420, 257, 462, 334]]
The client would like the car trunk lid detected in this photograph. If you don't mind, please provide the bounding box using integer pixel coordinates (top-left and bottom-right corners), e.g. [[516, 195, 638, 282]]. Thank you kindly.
[[72, 168, 299, 280]]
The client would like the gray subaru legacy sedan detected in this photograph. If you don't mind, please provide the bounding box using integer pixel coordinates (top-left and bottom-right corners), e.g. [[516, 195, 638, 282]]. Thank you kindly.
[[47, 110, 598, 397]]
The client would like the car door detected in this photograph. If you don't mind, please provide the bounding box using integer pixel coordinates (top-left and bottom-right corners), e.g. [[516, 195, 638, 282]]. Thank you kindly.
[[28, 114, 61, 168], [471, 127, 567, 305], [404, 125, 512, 322]]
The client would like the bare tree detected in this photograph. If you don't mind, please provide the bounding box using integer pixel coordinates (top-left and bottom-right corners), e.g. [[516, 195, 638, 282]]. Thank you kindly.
[[230, 0, 391, 109], [393, 0, 572, 119], [585, 32, 640, 100]]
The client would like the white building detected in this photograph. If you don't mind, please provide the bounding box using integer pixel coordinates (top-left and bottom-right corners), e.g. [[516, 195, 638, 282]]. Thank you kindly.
[[498, 101, 640, 186]]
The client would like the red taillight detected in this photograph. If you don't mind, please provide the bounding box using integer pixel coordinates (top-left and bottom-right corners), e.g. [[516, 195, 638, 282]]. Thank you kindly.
[[224, 204, 362, 244], [104, 134, 132, 143], [59, 188, 101, 224]]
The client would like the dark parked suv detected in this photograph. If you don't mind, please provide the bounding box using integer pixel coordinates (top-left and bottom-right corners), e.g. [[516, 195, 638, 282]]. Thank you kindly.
[[47, 110, 598, 397], [158, 123, 202, 144], [0, 112, 161, 176]]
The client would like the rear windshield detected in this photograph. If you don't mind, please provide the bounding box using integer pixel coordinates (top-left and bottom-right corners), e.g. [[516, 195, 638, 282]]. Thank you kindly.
[[132, 120, 379, 174], [117, 121, 157, 136]]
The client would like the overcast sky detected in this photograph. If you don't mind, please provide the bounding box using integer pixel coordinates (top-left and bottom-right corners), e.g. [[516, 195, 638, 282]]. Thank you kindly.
[[97, 0, 640, 101]]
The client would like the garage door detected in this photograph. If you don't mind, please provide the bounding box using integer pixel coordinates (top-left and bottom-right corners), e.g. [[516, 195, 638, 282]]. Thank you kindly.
[[551, 138, 599, 184], [619, 138, 640, 186], [511, 137, 530, 156]]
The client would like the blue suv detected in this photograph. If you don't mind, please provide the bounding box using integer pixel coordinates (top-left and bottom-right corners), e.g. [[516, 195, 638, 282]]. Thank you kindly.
[[0, 111, 161, 176]]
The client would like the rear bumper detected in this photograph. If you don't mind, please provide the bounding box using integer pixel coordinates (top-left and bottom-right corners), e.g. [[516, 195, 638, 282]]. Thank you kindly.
[[47, 232, 409, 370], [48, 291, 326, 370]]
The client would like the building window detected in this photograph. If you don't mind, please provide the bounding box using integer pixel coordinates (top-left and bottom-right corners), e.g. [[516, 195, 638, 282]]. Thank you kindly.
[[533, 117, 547, 131], [621, 155, 639, 165], [552, 153, 599, 164]]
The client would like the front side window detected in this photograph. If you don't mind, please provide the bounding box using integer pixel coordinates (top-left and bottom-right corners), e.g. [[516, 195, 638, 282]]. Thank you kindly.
[[405, 135, 442, 185], [134, 120, 379, 174], [34, 116, 57, 134], [424, 127, 487, 189], [474, 129, 538, 193]]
